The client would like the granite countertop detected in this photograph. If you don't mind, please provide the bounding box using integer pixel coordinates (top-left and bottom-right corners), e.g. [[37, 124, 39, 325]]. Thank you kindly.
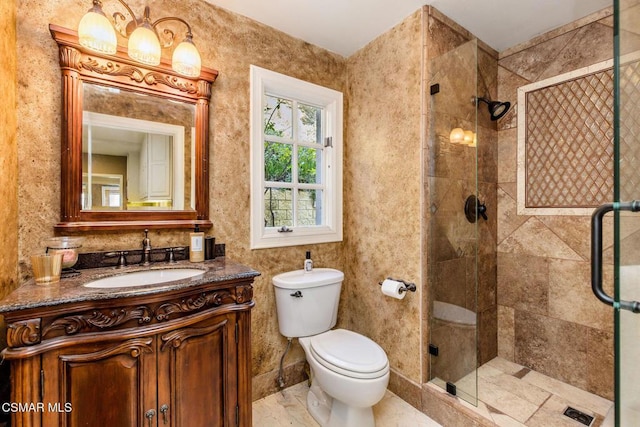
[[0, 257, 260, 314]]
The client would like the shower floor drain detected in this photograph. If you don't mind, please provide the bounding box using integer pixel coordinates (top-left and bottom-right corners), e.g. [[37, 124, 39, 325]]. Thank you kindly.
[[563, 406, 594, 426]]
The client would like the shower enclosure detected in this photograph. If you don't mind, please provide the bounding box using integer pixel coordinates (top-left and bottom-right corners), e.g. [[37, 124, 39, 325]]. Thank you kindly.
[[427, 38, 499, 406], [591, 1, 640, 425]]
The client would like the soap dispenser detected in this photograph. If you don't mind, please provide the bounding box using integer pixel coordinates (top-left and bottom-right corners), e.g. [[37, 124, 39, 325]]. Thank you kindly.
[[189, 225, 205, 262], [304, 251, 313, 272]]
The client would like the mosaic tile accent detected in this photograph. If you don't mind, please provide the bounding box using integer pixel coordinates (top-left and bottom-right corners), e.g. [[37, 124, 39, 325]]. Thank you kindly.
[[523, 66, 613, 209], [619, 59, 640, 200]]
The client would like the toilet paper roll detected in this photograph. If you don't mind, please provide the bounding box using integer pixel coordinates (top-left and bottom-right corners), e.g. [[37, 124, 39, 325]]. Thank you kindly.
[[381, 279, 406, 300]]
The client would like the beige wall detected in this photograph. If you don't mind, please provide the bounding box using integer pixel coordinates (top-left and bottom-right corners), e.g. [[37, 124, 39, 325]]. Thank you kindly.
[[496, 8, 614, 399], [345, 9, 423, 385], [0, 0, 18, 418], [0, 0, 18, 302], [15, 0, 346, 400]]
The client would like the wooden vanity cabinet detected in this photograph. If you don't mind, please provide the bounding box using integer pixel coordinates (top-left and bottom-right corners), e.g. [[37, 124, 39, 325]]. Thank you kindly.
[[2, 277, 255, 427]]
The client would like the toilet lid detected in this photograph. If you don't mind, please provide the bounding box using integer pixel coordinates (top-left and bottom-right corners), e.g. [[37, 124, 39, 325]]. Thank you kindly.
[[309, 329, 389, 379]]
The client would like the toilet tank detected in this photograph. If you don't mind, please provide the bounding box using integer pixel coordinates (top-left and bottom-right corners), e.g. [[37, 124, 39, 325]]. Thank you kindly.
[[272, 268, 344, 338]]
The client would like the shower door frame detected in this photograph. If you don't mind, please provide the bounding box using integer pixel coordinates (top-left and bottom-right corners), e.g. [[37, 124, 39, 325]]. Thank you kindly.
[[611, 1, 640, 425]]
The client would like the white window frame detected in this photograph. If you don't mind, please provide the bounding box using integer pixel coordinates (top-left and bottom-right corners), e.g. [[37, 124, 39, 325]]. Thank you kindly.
[[250, 65, 343, 249]]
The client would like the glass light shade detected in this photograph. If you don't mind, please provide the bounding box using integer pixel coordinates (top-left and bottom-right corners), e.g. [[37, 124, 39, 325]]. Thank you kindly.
[[468, 133, 478, 147], [449, 127, 465, 144], [172, 38, 202, 77], [128, 23, 161, 66], [78, 9, 117, 54], [463, 130, 475, 145]]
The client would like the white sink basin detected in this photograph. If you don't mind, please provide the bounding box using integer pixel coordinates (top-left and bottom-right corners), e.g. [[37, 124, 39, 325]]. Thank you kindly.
[[84, 268, 206, 288]]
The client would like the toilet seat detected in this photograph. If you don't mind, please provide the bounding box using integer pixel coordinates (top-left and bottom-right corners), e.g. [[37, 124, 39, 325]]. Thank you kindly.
[[309, 329, 389, 379]]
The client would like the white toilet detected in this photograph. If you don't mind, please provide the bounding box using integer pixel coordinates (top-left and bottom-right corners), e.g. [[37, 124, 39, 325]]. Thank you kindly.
[[272, 268, 390, 427]]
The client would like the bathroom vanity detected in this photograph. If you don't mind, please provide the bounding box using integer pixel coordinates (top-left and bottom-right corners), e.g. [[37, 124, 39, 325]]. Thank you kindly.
[[0, 258, 259, 427]]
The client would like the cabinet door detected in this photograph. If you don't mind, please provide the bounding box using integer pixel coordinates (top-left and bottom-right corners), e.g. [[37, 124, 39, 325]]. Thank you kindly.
[[41, 337, 157, 427], [146, 134, 172, 200], [157, 312, 237, 427]]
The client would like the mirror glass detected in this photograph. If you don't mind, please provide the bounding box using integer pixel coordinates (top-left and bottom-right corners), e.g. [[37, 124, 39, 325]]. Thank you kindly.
[[82, 83, 196, 211]]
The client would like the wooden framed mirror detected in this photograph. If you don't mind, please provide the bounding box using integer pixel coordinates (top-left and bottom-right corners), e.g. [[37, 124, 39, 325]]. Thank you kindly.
[[50, 24, 218, 231]]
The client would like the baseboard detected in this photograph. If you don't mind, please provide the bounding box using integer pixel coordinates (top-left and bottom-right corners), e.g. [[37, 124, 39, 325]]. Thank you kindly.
[[252, 360, 308, 402], [388, 369, 423, 411]]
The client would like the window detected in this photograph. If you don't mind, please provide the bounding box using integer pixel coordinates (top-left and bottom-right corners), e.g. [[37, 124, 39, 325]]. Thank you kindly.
[[250, 65, 343, 249]]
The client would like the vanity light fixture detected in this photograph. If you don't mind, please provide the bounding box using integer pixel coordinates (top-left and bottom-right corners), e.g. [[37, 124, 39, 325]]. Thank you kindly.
[[78, 0, 202, 77]]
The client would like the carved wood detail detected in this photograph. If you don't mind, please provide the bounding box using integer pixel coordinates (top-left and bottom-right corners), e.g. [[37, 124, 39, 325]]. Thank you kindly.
[[59, 45, 82, 70], [198, 80, 212, 99], [36, 290, 239, 340], [80, 57, 145, 82], [155, 290, 234, 321], [42, 306, 153, 338], [235, 285, 253, 304], [58, 338, 154, 362], [78, 57, 199, 94], [160, 320, 227, 351], [7, 319, 41, 347]]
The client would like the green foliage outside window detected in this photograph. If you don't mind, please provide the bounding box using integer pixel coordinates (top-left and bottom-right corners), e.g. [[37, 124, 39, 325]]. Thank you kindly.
[[264, 98, 320, 226]]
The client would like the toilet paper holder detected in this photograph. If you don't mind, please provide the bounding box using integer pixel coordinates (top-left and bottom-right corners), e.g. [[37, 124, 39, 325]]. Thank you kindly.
[[378, 277, 417, 294]]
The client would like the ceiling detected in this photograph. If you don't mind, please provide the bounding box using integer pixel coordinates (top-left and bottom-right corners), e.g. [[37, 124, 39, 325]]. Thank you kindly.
[[204, 0, 612, 57]]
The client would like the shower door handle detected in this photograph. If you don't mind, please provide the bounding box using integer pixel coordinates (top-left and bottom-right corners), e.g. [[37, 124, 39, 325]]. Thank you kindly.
[[591, 202, 640, 313]]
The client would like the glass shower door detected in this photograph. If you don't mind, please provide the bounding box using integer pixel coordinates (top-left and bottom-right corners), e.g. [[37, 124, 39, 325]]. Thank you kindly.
[[592, 1, 640, 425], [615, 1, 640, 425], [427, 39, 479, 405]]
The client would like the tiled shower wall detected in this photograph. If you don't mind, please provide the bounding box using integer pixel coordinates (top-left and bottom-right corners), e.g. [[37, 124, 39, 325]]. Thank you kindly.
[[496, 8, 615, 399]]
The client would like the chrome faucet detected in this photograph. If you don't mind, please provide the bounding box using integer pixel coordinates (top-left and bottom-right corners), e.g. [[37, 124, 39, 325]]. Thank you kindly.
[[141, 229, 152, 266]]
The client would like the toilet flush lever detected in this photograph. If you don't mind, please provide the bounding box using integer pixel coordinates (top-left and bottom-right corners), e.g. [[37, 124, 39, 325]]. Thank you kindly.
[[290, 291, 303, 298]]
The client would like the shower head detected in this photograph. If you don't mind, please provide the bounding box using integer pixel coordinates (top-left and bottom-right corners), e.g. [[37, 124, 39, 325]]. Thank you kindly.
[[473, 97, 511, 121]]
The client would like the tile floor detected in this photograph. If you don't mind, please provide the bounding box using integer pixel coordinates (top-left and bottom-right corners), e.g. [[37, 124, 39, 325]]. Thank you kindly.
[[253, 357, 613, 427], [252, 381, 441, 427], [445, 357, 613, 427]]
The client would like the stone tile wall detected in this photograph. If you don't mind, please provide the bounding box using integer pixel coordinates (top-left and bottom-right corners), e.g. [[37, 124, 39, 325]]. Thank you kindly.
[[497, 7, 615, 399]]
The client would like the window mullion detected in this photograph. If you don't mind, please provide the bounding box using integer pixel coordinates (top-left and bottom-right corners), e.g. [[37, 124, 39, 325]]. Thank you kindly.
[[292, 99, 299, 228], [265, 182, 295, 189], [262, 134, 293, 145]]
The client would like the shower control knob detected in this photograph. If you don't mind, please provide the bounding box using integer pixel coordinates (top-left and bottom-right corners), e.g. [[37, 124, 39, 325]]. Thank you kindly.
[[478, 201, 487, 220], [464, 195, 488, 223]]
